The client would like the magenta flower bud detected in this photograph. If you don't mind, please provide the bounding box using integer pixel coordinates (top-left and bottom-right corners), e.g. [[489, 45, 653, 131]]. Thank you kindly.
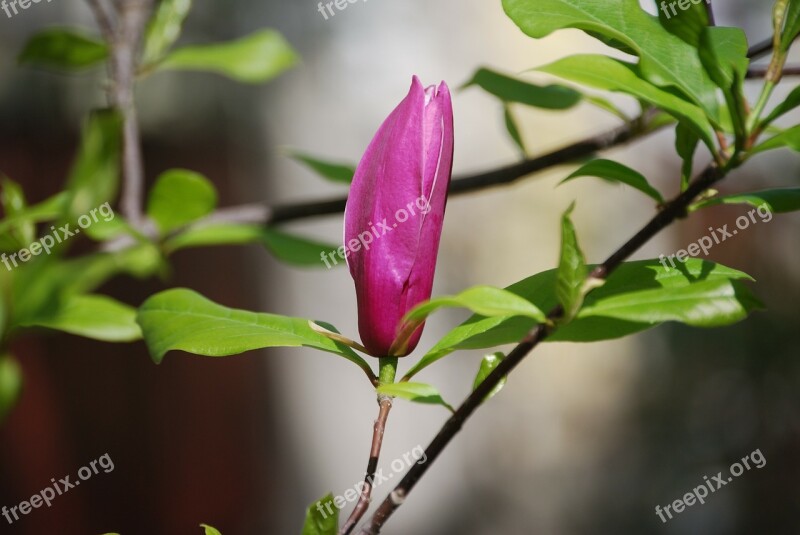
[[344, 76, 454, 357]]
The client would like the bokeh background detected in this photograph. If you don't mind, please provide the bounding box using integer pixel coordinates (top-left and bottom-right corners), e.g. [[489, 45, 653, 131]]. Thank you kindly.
[[0, 0, 798, 534]]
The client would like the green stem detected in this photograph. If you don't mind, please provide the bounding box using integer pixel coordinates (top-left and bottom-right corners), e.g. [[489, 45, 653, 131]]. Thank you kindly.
[[378, 357, 398, 386], [747, 80, 776, 133]]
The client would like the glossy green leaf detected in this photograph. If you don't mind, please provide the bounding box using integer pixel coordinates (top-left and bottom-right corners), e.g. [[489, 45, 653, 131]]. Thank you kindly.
[[502, 0, 720, 120], [165, 223, 264, 251], [136, 289, 371, 373], [698, 27, 748, 138], [301, 493, 338, 535], [472, 352, 507, 402], [376, 382, 455, 412], [18, 295, 141, 342], [62, 110, 122, 222], [537, 55, 716, 151], [556, 203, 588, 321], [289, 152, 355, 184], [0, 355, 22, 423], [504, 104, 527, 155], [692, 188, 800, 213], [752, 124, 800, 153], [463, 67, 581, 109], [675, 122, 700, 191], [561, 159, 664, 203], [18, 28, 108, 70], [158, 30, 298, 83], [142, 0, 193, 65], [778, 0, 800, 53], [147, 169, 217, 233], [0, 192, 67, 239], [404, 260, 756, 380], [200, 524, 222, 535]]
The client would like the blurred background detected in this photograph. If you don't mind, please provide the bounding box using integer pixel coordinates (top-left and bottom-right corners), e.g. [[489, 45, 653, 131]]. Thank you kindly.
[[0, 0, 799, 534]]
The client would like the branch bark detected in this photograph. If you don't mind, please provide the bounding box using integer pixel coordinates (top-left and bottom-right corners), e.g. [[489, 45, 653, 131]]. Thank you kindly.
[[339, 396, 393, 535]]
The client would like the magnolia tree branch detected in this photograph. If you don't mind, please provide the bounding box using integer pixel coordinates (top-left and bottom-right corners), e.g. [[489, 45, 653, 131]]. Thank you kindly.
[[339, 396, 393, 535], [358, 162, 726, 534], [87, 0, 154, 227]]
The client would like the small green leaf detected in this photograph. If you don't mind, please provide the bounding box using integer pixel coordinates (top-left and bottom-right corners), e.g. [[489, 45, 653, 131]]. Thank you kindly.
[[289, 152, 355, 184], [18, 295, 141, 342], [752, 124, 800, 153], [762, 85, 800, 126], [262, 228, 340, 267], [472, 352, 506, 402], [675, 123, 700, 191], [698, 27, 748, 138], [376, 382, 455, 412], [556, 203, 588, 321], [301, 493, 338, 535], [404, 286, 547, 326], [536, 55, 716, 151], [1, 177, 35, 246], [62, 110, 123, 222], [142, 0, 193, 65], [200, 524, 222, 535], [561, 159, 664, 203], [136, 289, 371, 374], [503, 104, 527, 155], [18, 28, 108, 70], [692, 188, 800, 213], [0, 355, 22, 423], [157, 29, 298, 83], [463, 67, 581, 109], [147, 169, 217, 233], [778, 0, 800, 53]]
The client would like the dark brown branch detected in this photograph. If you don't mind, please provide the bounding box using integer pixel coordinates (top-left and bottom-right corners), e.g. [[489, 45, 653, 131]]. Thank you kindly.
[[339, 396, 393, 535], [747, 66, 800, 78], [359, 164, 726, 534]]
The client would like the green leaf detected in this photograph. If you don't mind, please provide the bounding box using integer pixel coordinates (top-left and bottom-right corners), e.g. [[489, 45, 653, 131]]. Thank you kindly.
[[752, 124, 800, 153], [301, 493, 338, 535], [262, 228, 339, 267], [62, 110, 122, 222], [18, 295, 141, 342], [0, 355, 22, 423], [463, 67, 581, 109], [147, 169, 217, 233], [136, 289, 371, 373], [200, 524, 222, 535], [692, 188, 800, 213], [578, 278, 761, 327], [403, 286, 547, 326], [561, 159, 664, 203], [404, 260, 756, 380], [556, 203, 588, 321], [18, 28, 108, 71], [289, 152, 355, 184], [656, 0, 708, 47], [0, 192, 67, 240], [762, 85, 800, 126], [1, 177, 35, 247], [376, 382, 455, 412], [778, 0, 800, 53], [165, 223, 264, 251], [503, 104, 527, 155], [536, 55, 716, 151], [502, 0, 720, 120], [472, 352, 506, 402], [142, 0, 193, 65], [698, 27, 748, 139], [157, 29, 298, 84], [675, 122, 700, 191]]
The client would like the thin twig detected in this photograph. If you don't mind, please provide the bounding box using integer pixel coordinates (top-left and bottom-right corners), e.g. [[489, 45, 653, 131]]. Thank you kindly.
[[86, 0, 116, 41], [339, 396, 393, 535], [359, 163, 726, 534], [747, 66, 800, 78]]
